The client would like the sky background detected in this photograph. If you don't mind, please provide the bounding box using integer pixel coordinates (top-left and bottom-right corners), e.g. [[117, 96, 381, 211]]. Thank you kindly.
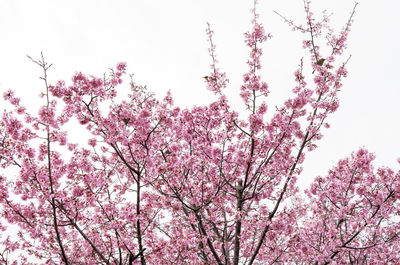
[[0, 0, 399, 189]]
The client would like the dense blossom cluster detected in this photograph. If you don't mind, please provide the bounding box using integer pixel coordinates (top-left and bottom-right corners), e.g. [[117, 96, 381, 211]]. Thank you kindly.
[[0, 1, 398, 264]]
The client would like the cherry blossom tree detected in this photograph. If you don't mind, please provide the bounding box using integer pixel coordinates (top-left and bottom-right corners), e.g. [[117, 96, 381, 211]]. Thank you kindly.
[[293, 149, 400, 264], [1, 1, 398, 264]]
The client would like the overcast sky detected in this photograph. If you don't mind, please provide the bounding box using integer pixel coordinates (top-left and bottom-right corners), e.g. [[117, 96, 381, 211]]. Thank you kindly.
[[1, 0, 399, 188]]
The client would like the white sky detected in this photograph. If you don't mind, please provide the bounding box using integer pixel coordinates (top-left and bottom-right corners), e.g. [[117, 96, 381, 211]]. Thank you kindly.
[[0, 0, 399, 189]]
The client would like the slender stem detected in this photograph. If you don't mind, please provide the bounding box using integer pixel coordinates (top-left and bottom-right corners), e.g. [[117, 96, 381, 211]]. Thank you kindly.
[[136, 174, 146, 265], [30, 53, 70, 265]]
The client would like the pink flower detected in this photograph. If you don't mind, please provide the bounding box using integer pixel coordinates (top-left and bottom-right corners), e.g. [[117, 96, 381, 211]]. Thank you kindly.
[[116, 62, 127, 72], [88, 138, 97, 147]]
